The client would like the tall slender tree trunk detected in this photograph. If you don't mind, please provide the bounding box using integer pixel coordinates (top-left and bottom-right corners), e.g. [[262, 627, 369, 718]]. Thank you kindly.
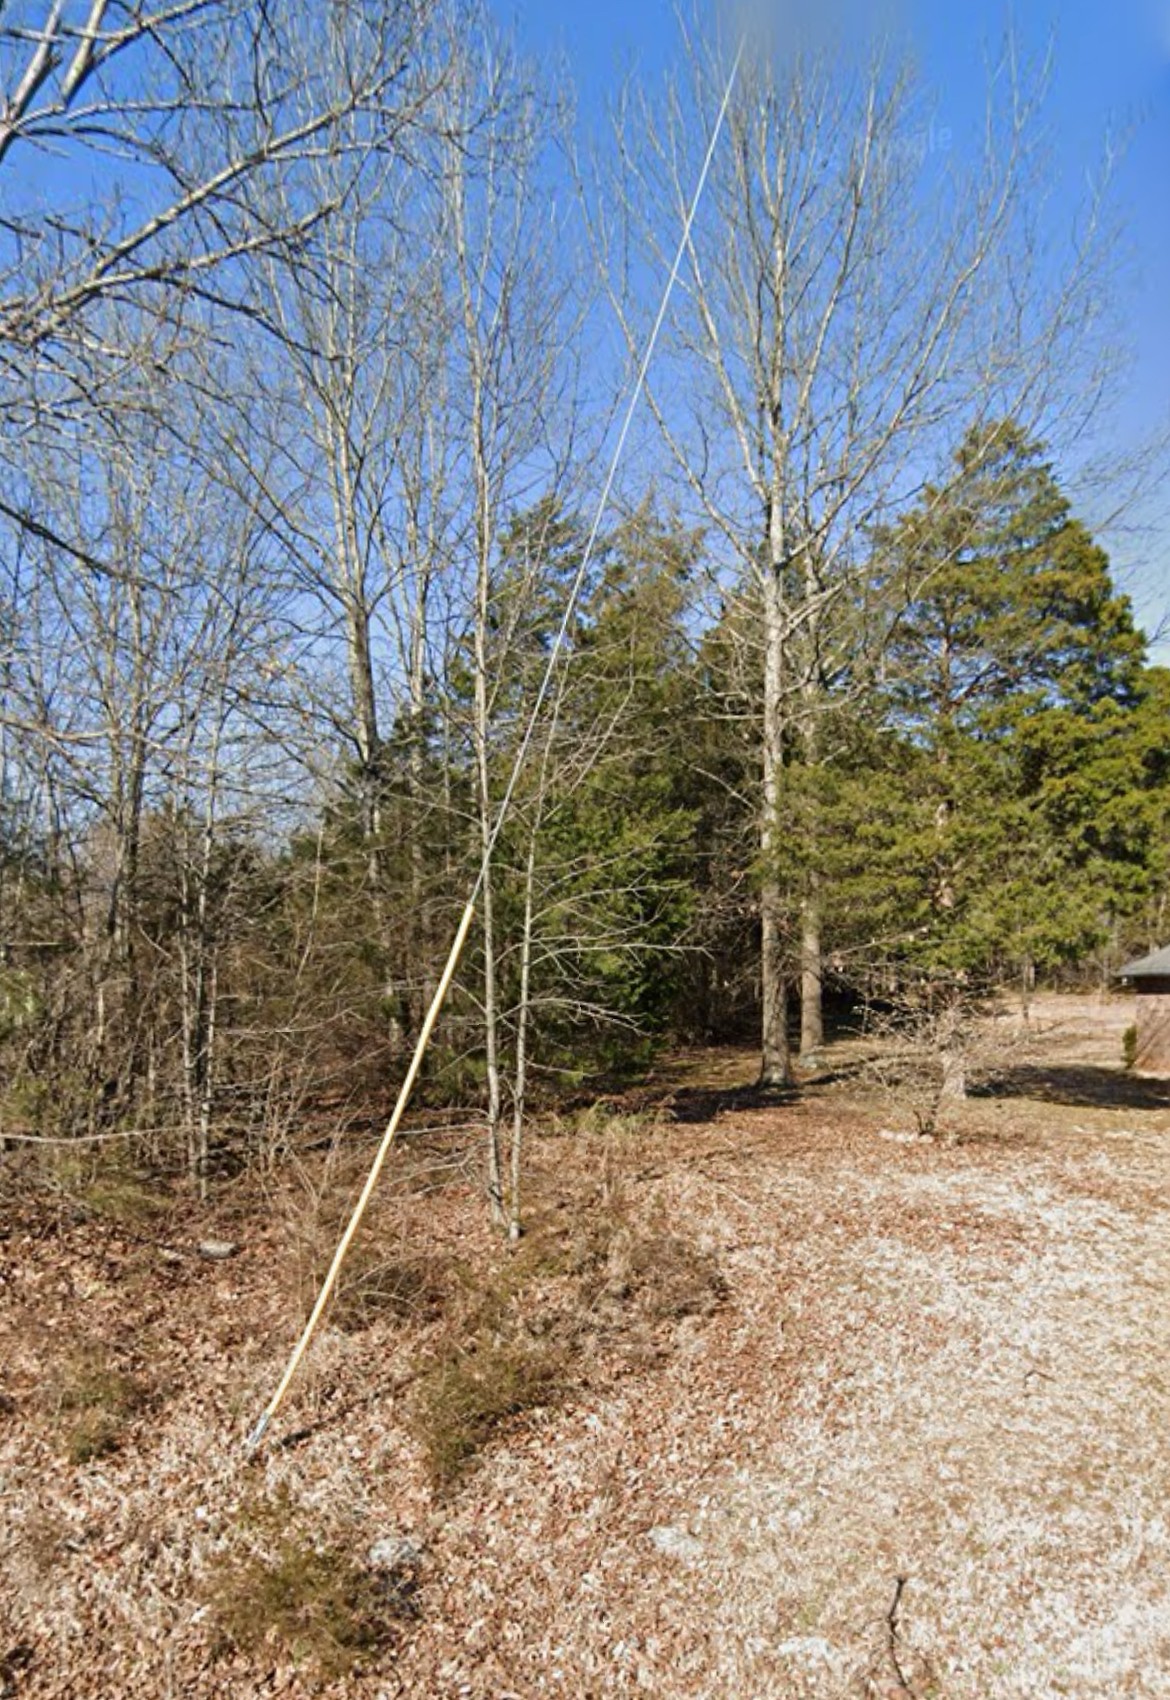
[[938, 996, 968, 1106], [327, 410, 384, 905], [180, 729, 223, 1199], [472, 423, 506, 1228], [344, 587, 381, 841], [508, 826, 539, 1242], [475, 718, 506, 1227], [92, 565, 149, 1122], [335, 580, 381, 846], [800, 882, 825, 1062], [759, 545, 793, 1090], [798, 567, 825, 1066], [1019, 952, 1035, 1025], [405, 548, 431, 1039]]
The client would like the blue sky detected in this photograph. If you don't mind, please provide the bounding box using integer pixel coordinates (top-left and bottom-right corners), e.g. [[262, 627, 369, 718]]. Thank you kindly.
[[497, 0, 1170, 657]]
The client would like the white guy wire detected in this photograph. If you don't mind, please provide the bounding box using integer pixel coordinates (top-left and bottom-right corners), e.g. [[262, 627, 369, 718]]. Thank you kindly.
[[245, 32, 746, 1454]]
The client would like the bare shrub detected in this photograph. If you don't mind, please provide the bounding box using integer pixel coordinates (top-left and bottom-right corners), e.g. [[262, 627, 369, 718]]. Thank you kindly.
[[604, 1229, 728, 1322], [861, 986, 1027, 1139], [272, 1146, 449, 1335], [546, 1181, 728, 1324], [329, 1253, 449, 1333], [409, 1158, 727, 1489]]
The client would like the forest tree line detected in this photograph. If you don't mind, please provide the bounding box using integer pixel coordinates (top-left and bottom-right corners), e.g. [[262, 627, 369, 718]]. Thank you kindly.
[[0, 0, 1166, 1216]]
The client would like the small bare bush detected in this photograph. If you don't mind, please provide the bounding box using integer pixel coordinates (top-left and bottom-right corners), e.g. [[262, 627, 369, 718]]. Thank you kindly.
[[602, 1228, 727, 1322], [410, 1172, 726, 1490], [552, 1192, 727, 1323], [861, 986, 1025, 1138], [329, 1252, 449, 1332], [273, 1149, 448, 1334]]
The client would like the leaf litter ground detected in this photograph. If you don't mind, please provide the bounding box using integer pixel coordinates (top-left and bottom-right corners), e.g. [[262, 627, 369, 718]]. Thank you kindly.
[[2, 994, 1169, 1698]]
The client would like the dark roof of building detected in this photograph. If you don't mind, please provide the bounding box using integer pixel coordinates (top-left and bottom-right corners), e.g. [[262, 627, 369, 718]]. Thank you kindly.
[[1117, 946, 1170, 980]]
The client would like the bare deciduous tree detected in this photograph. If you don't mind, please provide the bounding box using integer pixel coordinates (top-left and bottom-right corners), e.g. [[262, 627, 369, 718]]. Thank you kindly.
[[435, 22, 580, 1224], [601, 11, 1117, 1086]]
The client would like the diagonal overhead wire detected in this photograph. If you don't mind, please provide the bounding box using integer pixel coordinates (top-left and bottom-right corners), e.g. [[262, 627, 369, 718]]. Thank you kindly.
[[246, 32, 746, 1455]]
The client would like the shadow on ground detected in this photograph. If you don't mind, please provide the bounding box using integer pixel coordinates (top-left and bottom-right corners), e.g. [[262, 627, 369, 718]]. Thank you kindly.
[[976, 1064, 1170, 1112], [667, 1083, 801, 1124]]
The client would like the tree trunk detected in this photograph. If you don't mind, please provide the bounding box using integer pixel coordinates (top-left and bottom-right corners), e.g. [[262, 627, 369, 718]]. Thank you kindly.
[[328, 411, 386, 958], [402, 547, 431, 1042], [938, 999, 968, 1104], [796, 552, 827, 1066], [800, 889, 825, 1062], [940, 1047, 967, 1102], [759, 549, 793, 1090], [479, 861, 506, 1227], [471, 410, 506, 1229], [1019, 953, 1035, 1025], [344, 589, 381, 842], [508, 829, 539, 1243]]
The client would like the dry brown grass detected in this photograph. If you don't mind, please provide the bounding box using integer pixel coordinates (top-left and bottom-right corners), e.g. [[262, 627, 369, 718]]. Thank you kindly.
[[3, 996, 1169, 1698], [272, 1148, 453, 1335]]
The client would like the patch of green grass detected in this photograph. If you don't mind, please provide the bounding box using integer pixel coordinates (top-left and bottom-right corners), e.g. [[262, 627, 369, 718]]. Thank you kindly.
[[3, 1069, 87, 1138], [210, 1516, 400, 1681], [77, 1172, 167, 1228], [569, 1102, 663, 1142], [52, 1347, 148, 1464], [411, 1331, 571, 1490], [47, 1146, 169, 1228], [409, 1196, 727, 1490]]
